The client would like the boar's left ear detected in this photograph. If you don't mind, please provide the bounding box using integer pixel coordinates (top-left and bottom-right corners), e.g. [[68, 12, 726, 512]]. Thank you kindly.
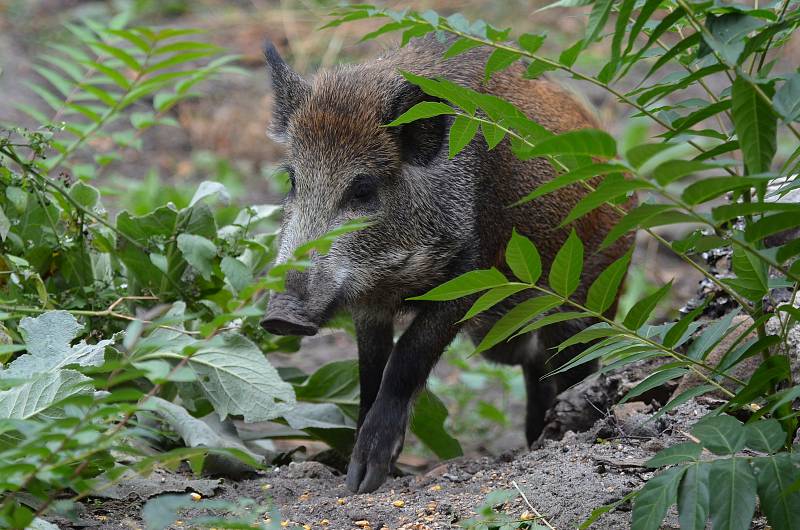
[[264, 42, 310, 141], [386, 81, 447, 166]]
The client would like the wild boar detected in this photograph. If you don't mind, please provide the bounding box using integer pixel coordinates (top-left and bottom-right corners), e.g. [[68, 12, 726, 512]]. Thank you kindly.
[[260, 35, 633, 493]]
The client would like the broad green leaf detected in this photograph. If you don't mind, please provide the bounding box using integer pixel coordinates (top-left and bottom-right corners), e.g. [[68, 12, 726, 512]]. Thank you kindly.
[[686, 309, 742, 360], [410, 389, 462, 459], [525, 59, 557, 79], [176, 233, 217, 281], [480, 121, 506, 149], [484, 48, 520, 81], [459, 284, 529, 322], [548, 229, 583, 297], [643, 33, 701, 83], [709, 457, 757, 530], [651, 159, 733, 186], [558, 40, 582, 67], [623, 281, 672, 330], [409, 268, 508, 301], [651, 385, 715, 421], [474, 295, 562, 353], [584, 0, 613, 45], [293, 360, 358, 406], [774, 73, 800, 122], [601, 203, 676, 249], [753, 454, 800, 530], [730, 245, 768, 299], [90, 41, 143, 71], [443, 37, 483, 58], [548, 336, 632, 376], [731, 75, 777, 174], [699, 13, 764, 64], [637, 65, 727, 106], [744, 212, 800, 242], [744, 419, 786, 453], [693, 140, 739, 161], [448, 115, 479, 158], [0, 370, 91, 421], [189, 181, 230, 207], [400, 71, 477, 114], [385, 101, 455, 126], [0, 312, 113, 422], [183, 332, 296, 422], [144, 396, 261, 465], [561, 175, 652, 226], [556, 323, 622, 351], [622, 6, 686, 79], [610, 0, 635, 68], [678, 462, 711, 530], [712, 201, 800, 223], [620, 367, 687, 403], [0, 206, 9, 241], [681, 176, 766, 205], [625, 142, 676, 169], [144, 51, 218, 74], [221, 257, 252, 294], [662, 303, 706, 349], [10, 311, 111, 377], [777, 240, 800, 267], [728, 355, 791, 408], [528, 129, 616, 159], [645, 442, 702, 468], [68, 181, 100, 210], [631, 467, 683, 530], [514, 163, 625, 206], [518, 33, 546, 54], [668, 100, 733, 140], [512, 311, 590, 339], [505, 229, 541, 284], [586, 250, 632, 314], [691, 415, 746, 455]]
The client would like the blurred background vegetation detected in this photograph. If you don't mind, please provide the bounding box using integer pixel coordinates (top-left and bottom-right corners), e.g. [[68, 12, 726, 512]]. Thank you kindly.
[[1, 0, 797, 465]]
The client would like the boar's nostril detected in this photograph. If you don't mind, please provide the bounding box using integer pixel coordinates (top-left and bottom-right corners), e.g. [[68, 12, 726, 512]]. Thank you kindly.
[[261, 294, 319, 336]]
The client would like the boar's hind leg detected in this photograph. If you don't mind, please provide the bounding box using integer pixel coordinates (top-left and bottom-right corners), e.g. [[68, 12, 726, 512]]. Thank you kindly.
[[346, 300, 467, 494], [471, 325, 556, 446], [527, 318, 600, 443], [353, 312, 394, 429]]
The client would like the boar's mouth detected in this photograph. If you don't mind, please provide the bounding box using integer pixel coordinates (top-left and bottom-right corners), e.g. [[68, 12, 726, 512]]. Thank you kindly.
[[260, 292, 320, 336]]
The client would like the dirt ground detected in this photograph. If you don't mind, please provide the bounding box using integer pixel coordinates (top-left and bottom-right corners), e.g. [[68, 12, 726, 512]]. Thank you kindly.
[[58, 384, 716, 530]]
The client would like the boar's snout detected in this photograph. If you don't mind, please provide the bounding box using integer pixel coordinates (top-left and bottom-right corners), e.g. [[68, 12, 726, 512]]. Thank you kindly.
[[261, 293, 319, 336]]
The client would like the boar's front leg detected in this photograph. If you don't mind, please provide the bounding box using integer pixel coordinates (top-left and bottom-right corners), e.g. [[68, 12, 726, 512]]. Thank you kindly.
[[346, 300, 465, 493], [353, 312, 394, 429]]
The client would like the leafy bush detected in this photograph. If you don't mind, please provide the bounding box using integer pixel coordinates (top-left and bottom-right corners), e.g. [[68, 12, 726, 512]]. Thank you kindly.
[[0, 14, 458, 528], [327, 2, 800, 529]]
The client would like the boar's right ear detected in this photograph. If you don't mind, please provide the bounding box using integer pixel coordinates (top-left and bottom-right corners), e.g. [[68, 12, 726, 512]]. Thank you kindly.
[[387, 81, 447, 166], [264, 42, 310, 141]]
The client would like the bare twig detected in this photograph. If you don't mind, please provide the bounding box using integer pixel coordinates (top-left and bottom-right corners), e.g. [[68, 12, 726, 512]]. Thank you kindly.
[[512, 480, 557, 530]]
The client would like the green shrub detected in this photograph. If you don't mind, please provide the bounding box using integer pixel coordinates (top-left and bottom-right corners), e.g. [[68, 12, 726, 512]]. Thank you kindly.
[[0, 15, 456, 528]]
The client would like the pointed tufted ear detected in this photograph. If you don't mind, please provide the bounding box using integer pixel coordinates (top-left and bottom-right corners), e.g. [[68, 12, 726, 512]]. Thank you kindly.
[[264, 41, 310, 141], [386, 81, 448, 166]]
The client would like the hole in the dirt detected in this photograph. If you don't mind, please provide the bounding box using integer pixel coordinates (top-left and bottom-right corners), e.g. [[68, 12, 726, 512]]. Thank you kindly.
[[627, 380, 678, 408]]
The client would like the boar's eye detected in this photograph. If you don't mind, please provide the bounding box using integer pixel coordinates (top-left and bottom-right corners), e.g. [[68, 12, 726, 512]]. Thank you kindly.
[[348, 174, 378, 205], [285, 167, 296, 195]]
